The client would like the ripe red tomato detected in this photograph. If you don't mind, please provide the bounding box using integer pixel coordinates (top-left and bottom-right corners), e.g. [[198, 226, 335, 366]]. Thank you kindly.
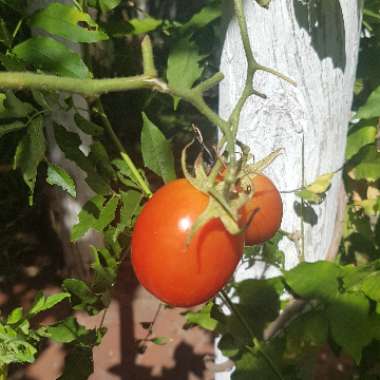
[[242, 175, 283, 245], [131, 179, 244, 307]]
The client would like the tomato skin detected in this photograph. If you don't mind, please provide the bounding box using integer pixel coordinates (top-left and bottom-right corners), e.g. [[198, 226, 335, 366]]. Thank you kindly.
[[242, 175, 283, 245], [131, 179, 244, 307]]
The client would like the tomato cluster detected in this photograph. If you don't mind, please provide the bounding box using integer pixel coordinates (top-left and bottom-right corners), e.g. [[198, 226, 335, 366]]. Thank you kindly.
[[131, 175, 282, 307]]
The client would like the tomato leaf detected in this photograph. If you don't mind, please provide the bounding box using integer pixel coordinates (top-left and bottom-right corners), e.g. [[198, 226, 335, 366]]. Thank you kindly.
[[186, 303, 218, 331], [141, 113, 176, 183], [356, 85, 380, 119], [13, 116, 46, 205], [150, 336, 172, 345], [29, 291, 71, 316], [361, 272, 380, 302], [327, 292, 372, 363], [346, 119, 377, 160], [30, 3, 108, 43], [350, 144, 380, 182], [46, 163, 76, 197], [128, 17, 162, 35], [12, 36, 91, 78], [284, 261, 341, 302], [167, 35, 203, 108], [0, 121, 26, 138], [74, 113, 103, 136]]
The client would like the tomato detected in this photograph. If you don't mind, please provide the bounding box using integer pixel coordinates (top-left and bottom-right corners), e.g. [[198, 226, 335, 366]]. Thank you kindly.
[[131, 179, 244, 307], [242, 175, 283, 245]]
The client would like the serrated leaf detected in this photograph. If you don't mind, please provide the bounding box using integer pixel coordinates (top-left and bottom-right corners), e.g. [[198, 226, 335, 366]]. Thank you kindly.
[[167, 35, 203, 108], [141, 113, 176, 183], [128, 17, 162, 35], [186, 303, 218, 331], [62, 278, 99, 314], [31, 3, 108, 43], [0, 121, 26, 138], [74, 113, 103, 136], [29, 292, 70, 316], [13, 116, 46, 204], [350, 144, 380, 182], [71, 195, 118, 241], [46, 163, 76, 197], [38, 317, 88, 343], [327, 292, 372, 363], [6, 307, 23, 325], [113, 190, 142, 240], [346, 120, 377, 160], [356, 85, 380, 119], [12, 36, 90, 78], [284, 261, 341, 302], [54, 124, 111, 194]]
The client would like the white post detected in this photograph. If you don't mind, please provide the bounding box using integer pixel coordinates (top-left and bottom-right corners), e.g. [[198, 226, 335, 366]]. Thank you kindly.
[[216, 0, 363, 378]]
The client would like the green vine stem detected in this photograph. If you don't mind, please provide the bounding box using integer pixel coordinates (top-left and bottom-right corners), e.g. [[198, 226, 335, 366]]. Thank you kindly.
[[220, 290, 284, 380]]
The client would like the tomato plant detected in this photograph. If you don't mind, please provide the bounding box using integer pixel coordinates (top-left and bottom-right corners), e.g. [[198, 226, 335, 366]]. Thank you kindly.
[[242, 174, 283, 245], [131, 179, 245, 307]]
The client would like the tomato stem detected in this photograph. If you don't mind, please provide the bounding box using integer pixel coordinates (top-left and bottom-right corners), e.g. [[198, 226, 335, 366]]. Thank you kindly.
[[0, 365, 8, 380], [220, 289, 285, 380]]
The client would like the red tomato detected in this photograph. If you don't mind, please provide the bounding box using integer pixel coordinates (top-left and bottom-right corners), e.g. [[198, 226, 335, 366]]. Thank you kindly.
[[131, 179, 244, 307], [242, 175, 283, 245]]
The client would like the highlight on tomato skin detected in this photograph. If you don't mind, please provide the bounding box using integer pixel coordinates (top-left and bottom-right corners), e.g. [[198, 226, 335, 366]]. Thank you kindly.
[[130, 178, 245, 308], [242, 174, 283, 246]]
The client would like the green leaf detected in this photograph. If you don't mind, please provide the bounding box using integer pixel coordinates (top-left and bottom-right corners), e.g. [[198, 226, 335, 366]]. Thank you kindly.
[[91, 247, 118, 295], [346, 120, 377, 160], [29, 292, 70, 316], [12, 36, 90, 78], [38, 317, 88, 343], [6, 307, 23, 325], [182, 1, 221, 31], [31, 3, 108, 43], [128, 17, 162, 35], [74, 113, 103, 136], [167, 35, 203, 107], [113, 190, 142, 240], [58, 346, 94, 380], [327, 292, 372, 363], [350, 144, 380, 182], [356, 85, 380, 119], [71, 195, 119, 241], [46, 163, 76, 197], [54, 124, 111, 194], [284, 261, 341, 302], [141, 113, 176, 183], [62, 278, 99, 314], [13, 116, 46, 204], [150, 336, 172, 345], [296, 173, 334, 204], [232, 341, 282, 380], [99, 0, 122, 12], [285, 311, 328, 358], [0, 91, 34, 119], [186, 303, 218, 331], [361, 272, 380, 302], [0, 121, 26, 138]]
